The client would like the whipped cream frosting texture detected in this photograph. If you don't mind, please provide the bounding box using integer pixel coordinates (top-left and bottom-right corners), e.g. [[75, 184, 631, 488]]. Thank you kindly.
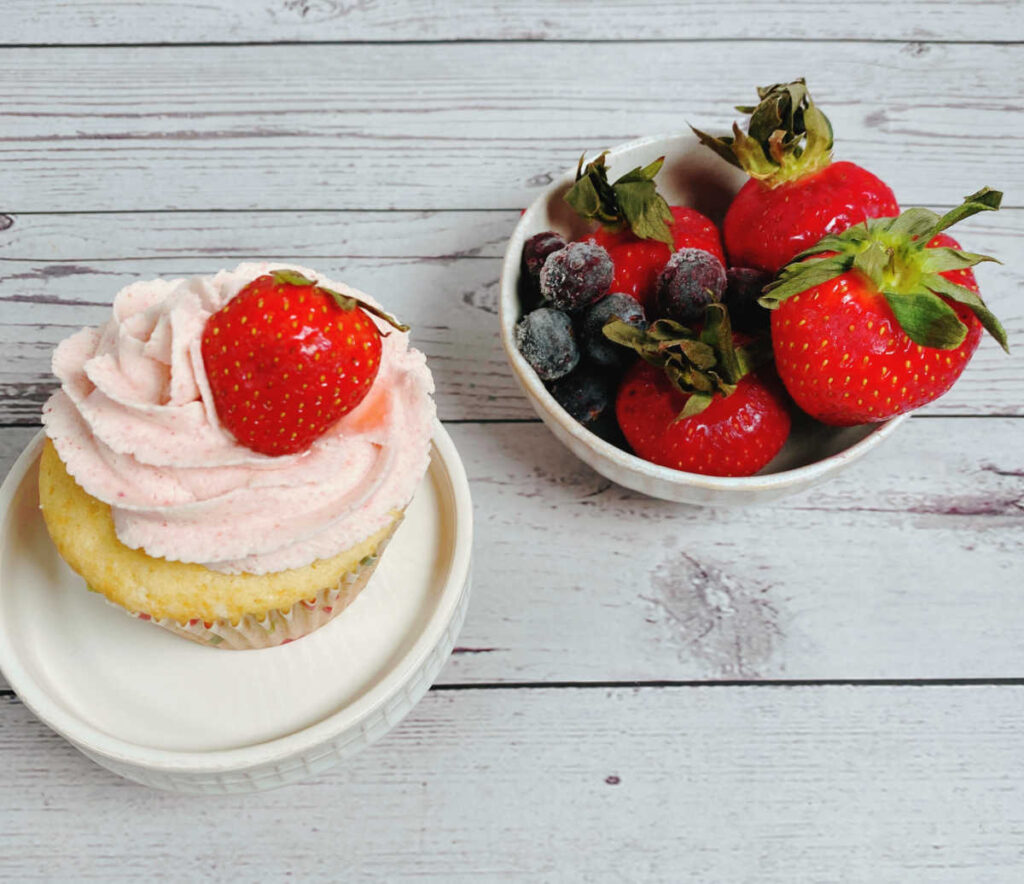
[[43, 263, 435, 575]]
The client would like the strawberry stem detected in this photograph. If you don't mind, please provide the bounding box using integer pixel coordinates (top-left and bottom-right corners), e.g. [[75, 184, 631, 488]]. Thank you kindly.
[[760, 190, 1008, 353], [564, 152, 675, 246], [603, 303, 770, 416], [270, 269, 409, 332], [691, 79, 834, 188]]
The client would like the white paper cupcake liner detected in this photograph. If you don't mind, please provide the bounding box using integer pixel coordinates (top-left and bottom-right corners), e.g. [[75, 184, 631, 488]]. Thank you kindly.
[[110, 531, 397, 650]]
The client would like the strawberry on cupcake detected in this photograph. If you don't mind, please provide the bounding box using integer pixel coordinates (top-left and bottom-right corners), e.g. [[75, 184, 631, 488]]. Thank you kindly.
[[40, 263, 435, 649]]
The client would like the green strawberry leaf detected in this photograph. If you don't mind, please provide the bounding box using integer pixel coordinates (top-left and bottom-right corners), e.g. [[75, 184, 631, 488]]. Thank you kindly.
[[728, 124, 778, 181], [604, 306, 768, 406], [564, 173, 602, 219], [647, 319, 696, 344], [852, 241, 893, 285], [790, 228, 868, 262], [922, 273, 1009, 353], [922, 247, 1000, 273], [693, 79, 834, 185], [322, 286, 358, 311], [735, 337, 773, 378], [565, 152, 674, 245], [705, 371, 738, 400], [801, 103, 834, 166], [565, 152, 620, 226], [320, 286, 410, 332], [666, 361, 714, 394], [759, 255, 851, 308], [700, 303, 742, 384], [635, 157, 667, 180], [886, 207, 940, 240], [883, 290, 967, 350], [678, 392, 714, 420], [565, 153, 621, 226], [931, 188, 1002, 238], [688, 124, 744, 170], [614, 183, 674, 246], [271, 269, 316, 287], [766, 190, 1009, 354], [673, 338, 717, 370], [269, 269, 408, 332], [748, 82, 797, 143], [603, 318, 655, 358], [766, 130, 787, 166]]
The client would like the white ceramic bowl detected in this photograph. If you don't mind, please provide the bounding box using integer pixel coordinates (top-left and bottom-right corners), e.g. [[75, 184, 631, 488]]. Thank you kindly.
[[499, 133, 908, 506], [0, 423, 472, 793]]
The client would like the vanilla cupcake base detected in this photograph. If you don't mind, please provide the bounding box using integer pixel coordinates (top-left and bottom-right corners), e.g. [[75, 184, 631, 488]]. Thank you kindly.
[[39, 441, 402, 650], [118, 536, 395, 649]]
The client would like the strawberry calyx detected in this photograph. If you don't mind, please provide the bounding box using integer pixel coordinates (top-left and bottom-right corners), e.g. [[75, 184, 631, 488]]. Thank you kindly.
[[691, 78, 833, 188], [604, 303, 770, 417], [564, 152, 675, 246], [269, 269, 409, 332], [760, 188, 1009, 353]]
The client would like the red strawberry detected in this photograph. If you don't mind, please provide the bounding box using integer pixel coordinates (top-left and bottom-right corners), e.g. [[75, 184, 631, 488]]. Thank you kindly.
[[201, 269, 407, 456], [564, 152, 723, 308], [693, 79, 899, 273], [763, 189, 1008, 425], [588, 206, 725, 306], [604, 304, 790, 477]]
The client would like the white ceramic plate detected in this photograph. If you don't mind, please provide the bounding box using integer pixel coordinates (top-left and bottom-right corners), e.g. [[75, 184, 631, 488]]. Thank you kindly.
[[0, 422, 472, 794], [499, 133, 908, 505]]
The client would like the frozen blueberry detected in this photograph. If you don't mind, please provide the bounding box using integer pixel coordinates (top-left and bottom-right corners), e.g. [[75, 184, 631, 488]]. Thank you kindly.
[[655, 247, 727, 324], [581, 293, 647, 368], [539, 241, 613, 312], [549, 367, 613, 427], [515, 307, 579, 382], [522, 231, 567, 280], [723, 266, 772, 332]]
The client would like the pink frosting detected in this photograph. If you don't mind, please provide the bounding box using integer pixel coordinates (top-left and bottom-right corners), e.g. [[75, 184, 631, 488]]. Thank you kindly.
[[42, 263, 435, 575]]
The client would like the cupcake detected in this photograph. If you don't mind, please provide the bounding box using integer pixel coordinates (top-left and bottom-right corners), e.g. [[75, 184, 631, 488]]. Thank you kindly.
[[39, 263, 435, 649]]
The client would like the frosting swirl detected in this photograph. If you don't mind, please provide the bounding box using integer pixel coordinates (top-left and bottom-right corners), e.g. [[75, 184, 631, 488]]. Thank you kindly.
[[42, 263, 435, 575]]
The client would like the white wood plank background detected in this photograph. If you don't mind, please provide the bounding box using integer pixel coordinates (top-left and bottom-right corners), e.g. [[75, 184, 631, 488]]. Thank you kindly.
[[0, 210, 1019, 422], [5, 0, 1023, 44], [2, 2, 1023, 878], [2, 42, 1022, 212], [0, 415, 1021, 693], [3, 686, 1024, 881]]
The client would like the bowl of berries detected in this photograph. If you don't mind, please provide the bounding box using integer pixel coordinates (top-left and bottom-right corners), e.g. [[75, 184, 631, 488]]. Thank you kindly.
[[499, 80, 1008, 505]]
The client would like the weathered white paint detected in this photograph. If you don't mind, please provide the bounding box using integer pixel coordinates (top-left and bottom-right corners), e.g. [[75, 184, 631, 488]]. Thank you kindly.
[[2, 416, 1021, 693], [1, 42, 1021, 212], [2, 685, 1024, 880], [445, 418, 1024, 683], [1, 9, 1022, 874], [5, 0, 1022, 44], [0, 208, 1019, 421], [0, 257, 522, 422], [0, 210, 516, 261]]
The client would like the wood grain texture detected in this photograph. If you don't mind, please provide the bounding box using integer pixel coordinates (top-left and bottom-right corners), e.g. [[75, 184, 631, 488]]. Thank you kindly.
[[0, 210, 514, 260], [2, 685, 1024, 880], [412, 419, 1024, 683], [1, 42, 1022, 212], [0, 257, 518, 422], [0, 208, 1019, 422], [5, 0, 1023, 44], [1, 416, 1021, 691], [2, 6, 1022, 875]]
